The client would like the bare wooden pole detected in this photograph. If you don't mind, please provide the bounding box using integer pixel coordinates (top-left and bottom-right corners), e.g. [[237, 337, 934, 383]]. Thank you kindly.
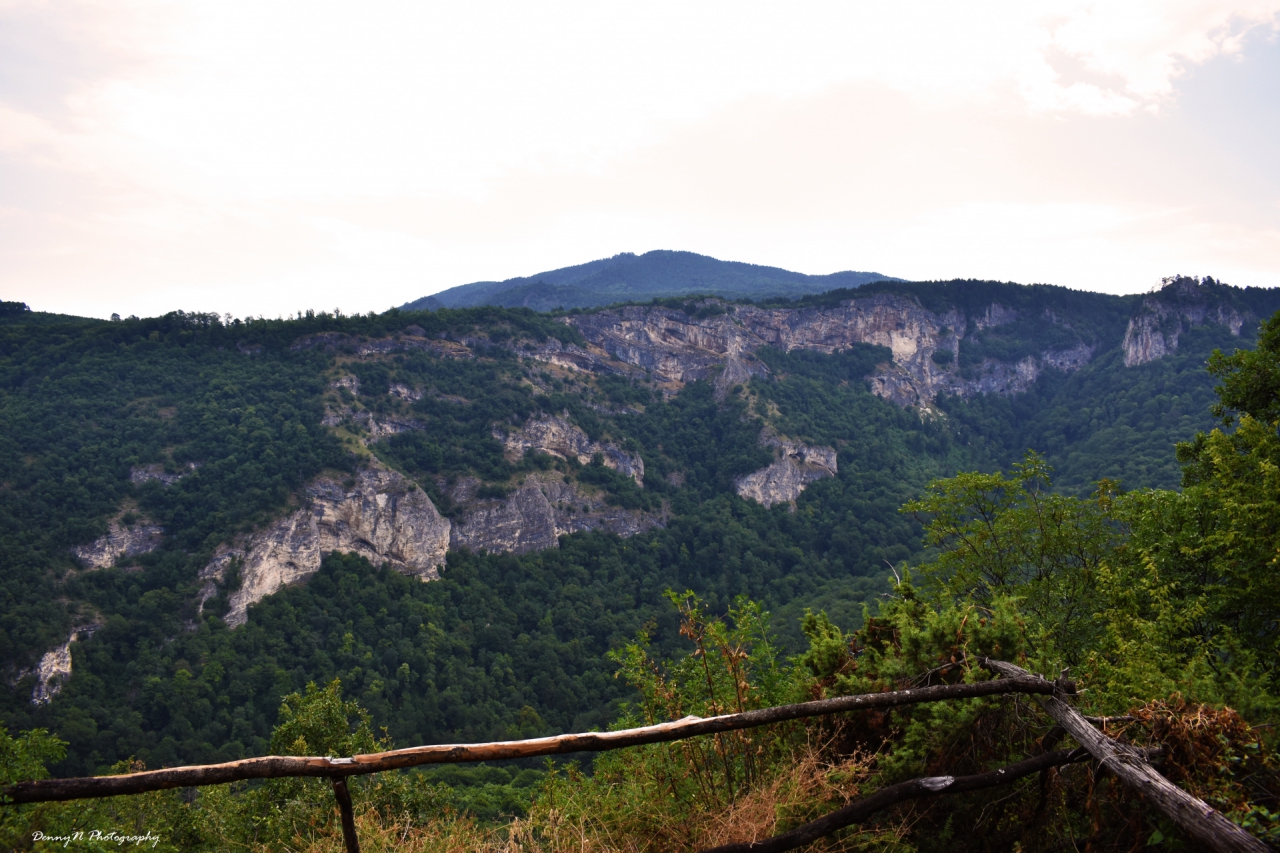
[[699, 748, 1092, 853], [981, 658, 1269, 853], [331, 778, 360, 853], [4, 675, 1055, 804]]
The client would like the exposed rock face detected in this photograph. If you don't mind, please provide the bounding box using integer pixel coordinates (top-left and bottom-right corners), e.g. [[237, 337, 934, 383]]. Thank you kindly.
[[1041, 343, 1096, 372], [738, 294, 967, 406], [30, 641, 72, 704], [24, 626, 98, 704], [204, 462, 451, 627], [449, 474, 663, 555], [736, 294, 964, 359], [238, 373, 663, 619], [735, 434, 838, 508], [498, 415, 644, 484], [563, 296, 1093, 407], [328, 410, 430, 438], [364, 415, 429, 438], [72, 519, 163, 569], [1123, 278, 1248, 367], [321, 379, 429, 436], [130, 463, 195, 486], [390, 383, 422, 401], [570, 306, 767, 386], [1123, 315, 1171, 366], [515, 335, 653, 382]]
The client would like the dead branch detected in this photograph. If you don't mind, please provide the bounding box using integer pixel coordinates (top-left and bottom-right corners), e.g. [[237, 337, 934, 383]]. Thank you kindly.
[[699, 748, 1091, 853], [980, 658, 1269, 853], [3, 675, 1056, 804]]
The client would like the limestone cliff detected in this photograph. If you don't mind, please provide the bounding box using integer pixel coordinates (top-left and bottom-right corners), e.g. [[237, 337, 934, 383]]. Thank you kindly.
[[570, 305, 764, 386], [72, 518, 163, 569], [20, 626, 98, 705], [735, 433, 838, 508], [1123, 277, 1248, 367], [515, 335, 648, 381], [562, 295, 1095, 408], [203, 461, 451, 627], [243, 362, 665, 619], [449, 473, 663, 554], [497, 414, 644, 484]]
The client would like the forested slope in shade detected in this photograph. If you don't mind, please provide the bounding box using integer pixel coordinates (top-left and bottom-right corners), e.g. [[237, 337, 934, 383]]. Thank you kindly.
[[0, 277, 1273, 778]]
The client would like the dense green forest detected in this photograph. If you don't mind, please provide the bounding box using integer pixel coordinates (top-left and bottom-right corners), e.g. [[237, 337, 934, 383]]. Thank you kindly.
[[3, 279, 1279, 850], [0, 316, 956, 774]]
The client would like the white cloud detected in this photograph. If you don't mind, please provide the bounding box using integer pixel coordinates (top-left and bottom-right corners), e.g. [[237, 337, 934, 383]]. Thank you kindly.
[[0, 1, 1278, 316]]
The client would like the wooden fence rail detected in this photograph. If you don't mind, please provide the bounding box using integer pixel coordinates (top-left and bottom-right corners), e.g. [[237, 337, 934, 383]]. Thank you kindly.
[[3, 662, 1266, 853], [2, 677, 1057, 803]]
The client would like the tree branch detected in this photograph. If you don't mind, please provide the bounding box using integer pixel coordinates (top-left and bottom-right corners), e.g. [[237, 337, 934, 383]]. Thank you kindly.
[[980, 658, 1269, 853], [699, 748, 1091, 853], [4, 675, 1056, 804]]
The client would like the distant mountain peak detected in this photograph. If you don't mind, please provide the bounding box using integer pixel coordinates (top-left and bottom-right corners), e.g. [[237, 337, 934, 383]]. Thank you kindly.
[[400, 250, 901, 312]]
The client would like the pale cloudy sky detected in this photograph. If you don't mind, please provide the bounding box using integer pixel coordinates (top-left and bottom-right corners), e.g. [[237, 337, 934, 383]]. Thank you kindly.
[[2, 1, 1279, 319]]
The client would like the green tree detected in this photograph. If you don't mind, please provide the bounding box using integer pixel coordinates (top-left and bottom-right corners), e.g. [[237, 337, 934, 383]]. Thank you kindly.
[[901, 451, 1124, 665], [1208, 309, 1280, 425], [269, 678, 380, 758], [1146, 310, 1280, 683]]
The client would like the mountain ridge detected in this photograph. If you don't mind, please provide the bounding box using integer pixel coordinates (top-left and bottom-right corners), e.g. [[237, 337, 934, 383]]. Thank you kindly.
[[3, 274, 1279, 778], [401, 249, 902, 312]]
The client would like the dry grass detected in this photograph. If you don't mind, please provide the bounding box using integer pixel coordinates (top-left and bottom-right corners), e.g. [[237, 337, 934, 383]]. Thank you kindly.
[[278, 745, 911, 853], [684, 746, 908, 853]]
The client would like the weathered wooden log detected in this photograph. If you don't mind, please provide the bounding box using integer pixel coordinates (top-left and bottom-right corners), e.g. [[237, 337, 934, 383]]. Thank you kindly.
[[331, 777, 360, 853], [4, 676, 1055, 804], [700, 748, 1092, 853], [981, 658, 1269, 853]]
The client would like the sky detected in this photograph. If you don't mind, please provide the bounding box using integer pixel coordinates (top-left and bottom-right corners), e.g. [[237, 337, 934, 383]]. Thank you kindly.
[[2, 1, 1279, 319]]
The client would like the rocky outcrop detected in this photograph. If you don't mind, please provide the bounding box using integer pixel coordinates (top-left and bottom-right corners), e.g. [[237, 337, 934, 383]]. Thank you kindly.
[[30, 641, 72, 704], [738, 294, 965, 406], [735, 295, 964, 359], [1123, 314, 1172, 366], [735, 434, 838, 508], [1123, 277, 1247, 367], [569, 305, 766, 386], [498, 415, 644, 484], [23, 626, 99, 704], [515, 335, 652, 382], [390, 383, 422, 401], [130, 463, 196, 486], [204, 462, 451, 627], [325, 410, 430, 438], [321, 377, 429, 436], [1041, 343, 1095, 372], [449, 473, 663, 554], [714, 354, 771, 397], [72, 518, 163, 569], [562, 295, 1094, 408]]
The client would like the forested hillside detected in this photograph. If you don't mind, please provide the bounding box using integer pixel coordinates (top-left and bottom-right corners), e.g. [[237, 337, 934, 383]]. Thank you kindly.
[[2, 275, 1277, 827]]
